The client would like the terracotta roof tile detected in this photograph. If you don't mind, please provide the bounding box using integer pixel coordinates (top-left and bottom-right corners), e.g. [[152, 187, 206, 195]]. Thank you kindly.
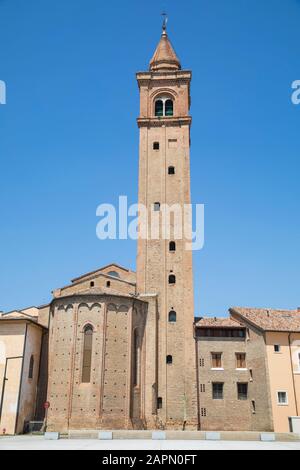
[[195, 317, 243, 328], [150, 31, 181, 71], [230, 307, 300, 332]]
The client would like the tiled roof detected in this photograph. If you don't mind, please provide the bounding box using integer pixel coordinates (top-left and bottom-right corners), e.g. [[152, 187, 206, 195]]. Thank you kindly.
[[195, 317, 243, 328], [71, 263, 135, 283], [150, 31, 181, 71], [230, 307, 300, 332]]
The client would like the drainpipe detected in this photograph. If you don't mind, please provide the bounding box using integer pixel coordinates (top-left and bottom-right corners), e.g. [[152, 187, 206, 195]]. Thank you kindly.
[[288, 333, 299, 417], [15, 323, 28, 434], [194, 324, 201, 430]]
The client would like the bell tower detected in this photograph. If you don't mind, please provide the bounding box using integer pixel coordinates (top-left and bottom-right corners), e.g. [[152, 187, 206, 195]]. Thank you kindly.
[[136, 20, 197, 428]]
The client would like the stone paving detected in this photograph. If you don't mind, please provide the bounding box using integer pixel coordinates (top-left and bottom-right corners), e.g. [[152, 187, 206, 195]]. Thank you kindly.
[[0, 436, 300, 450]]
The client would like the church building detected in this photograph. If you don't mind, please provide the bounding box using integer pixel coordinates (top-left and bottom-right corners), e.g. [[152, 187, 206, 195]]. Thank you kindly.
[[0, 22, 299, 436]]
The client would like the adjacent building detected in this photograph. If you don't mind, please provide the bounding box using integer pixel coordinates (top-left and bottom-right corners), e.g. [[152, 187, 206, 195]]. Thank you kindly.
[[0, 308, 48, 435]]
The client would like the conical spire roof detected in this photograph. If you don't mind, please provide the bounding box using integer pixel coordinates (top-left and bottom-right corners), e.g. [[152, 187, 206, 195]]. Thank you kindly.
[[149, 23, 181, 72]]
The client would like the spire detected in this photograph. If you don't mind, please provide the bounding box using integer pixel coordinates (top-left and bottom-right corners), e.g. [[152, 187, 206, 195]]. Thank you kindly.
[[149, 14, 181, 72]]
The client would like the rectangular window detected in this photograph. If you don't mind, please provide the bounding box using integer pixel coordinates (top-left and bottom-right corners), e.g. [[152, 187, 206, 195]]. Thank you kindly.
[[211, 353, 222, 369], [237, 383, 248, 400], [212, 383, 224, 400], [153, 202, 160, 211], [277, 391, 288, 405], [236, 353, 246, 369], [197, 328, 245, 338], [153, 142, 160, 150], [274, 344, 281, 353], [157, 397, 163, 409]]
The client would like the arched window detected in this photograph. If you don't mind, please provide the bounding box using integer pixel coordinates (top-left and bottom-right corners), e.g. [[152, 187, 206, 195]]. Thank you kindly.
[[169, 241, 176, 252], [82, 324, 93, 383], [168, 274, 176, 284], [166, 355, 173, 364], [155, 100, 164, 117], [133, 329, 140, 387], [165, 99, 174, 116], [107, 271, 120, 278], [168, 166, 175, 175], [154, 97, 174, 117], [28, 355, 34, 379], [168, 311, 177, 322]]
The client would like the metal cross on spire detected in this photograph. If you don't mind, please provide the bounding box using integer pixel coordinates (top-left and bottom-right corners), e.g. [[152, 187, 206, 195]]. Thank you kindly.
[[161, 11, 168, 35]]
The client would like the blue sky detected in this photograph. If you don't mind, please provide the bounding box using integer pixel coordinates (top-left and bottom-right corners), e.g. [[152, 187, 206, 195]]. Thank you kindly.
[[0, 0, 299, 316]]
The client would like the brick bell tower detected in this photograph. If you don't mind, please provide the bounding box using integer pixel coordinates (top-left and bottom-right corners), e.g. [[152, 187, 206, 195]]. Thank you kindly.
[[136, 19, 198, 429]]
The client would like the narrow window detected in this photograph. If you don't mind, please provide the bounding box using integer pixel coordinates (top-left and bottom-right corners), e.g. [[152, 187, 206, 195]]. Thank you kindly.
[[212, 383, 224, 400], [169, 241, 176, 252], [251, 400, 256, 413], [165, 99, 174, 116], [237, 383, 248, 400], [211, 353, 222, 369], [133, 329, 140, 387], [168, 274, 176, 284], [168, 310, 177, 322], [277, 391, 288, 405], [274, 344, 281, 353], [168, 166, 175, 175], [249, 369, 253, 381], [82, 325, 93, 383], [106, 281, 111, 287], [166, 355, 173, 364], [157, 397, 163, 409], [28, 355, 34, 379], [90, 281, 95, 287], [153, 202, 160, 211], [236, 353, 246, 369], [200, 384, 206, 393], [155, 100, 164, 117], [153, 142, 160, 150]]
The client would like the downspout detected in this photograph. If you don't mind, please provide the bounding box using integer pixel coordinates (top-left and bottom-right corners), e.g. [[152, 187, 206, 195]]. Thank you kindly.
[[194, 324, 201, 430], [15, 323, 28, 434], [288, 333, 299, 417]]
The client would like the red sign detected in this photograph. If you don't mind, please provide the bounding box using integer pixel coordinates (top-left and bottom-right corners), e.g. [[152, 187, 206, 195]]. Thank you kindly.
[[44, 401, 50, 409]]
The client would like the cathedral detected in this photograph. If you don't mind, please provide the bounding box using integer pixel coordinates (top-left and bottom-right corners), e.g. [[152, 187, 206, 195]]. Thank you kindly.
[[0, 23, 300, 436]]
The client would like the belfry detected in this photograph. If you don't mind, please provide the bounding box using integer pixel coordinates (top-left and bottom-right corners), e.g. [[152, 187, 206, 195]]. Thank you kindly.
[[136, 20, 197, 427]]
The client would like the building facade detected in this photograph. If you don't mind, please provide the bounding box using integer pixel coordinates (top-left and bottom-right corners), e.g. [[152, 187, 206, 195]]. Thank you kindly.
[[0, 24, 299, 435], [0, 308, 47, 435]]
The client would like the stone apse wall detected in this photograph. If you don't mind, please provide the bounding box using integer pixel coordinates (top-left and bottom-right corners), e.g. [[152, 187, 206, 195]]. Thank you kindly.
[[46, 294, 154, 432]]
